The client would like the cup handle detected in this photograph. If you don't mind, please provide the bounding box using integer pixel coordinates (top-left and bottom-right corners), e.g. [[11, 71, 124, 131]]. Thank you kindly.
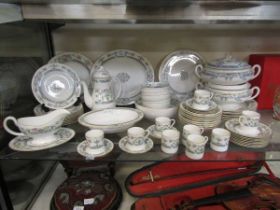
[[194, 64, 203, 79], [239, 116, 246, 126], [209, 91, 214, 99], [252, 64, 261, 80], [196, 82, 204, 90], [170, 119, 176, 127], [248, 86, 260, 100], [204, 136, 208, 142], [200, 127, 204, 134], [144, 130, 150, 138], [3, 116, 24, 136]]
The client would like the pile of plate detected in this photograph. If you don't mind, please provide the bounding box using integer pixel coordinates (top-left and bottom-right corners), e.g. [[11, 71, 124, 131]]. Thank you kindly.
[[225, 118, 272, 148], [178, 100, 222, 129], [222, 100, 258, 122]]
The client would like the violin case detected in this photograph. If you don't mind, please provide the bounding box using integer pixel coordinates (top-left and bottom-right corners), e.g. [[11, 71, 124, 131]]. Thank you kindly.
[[126, 152, 280, 210]]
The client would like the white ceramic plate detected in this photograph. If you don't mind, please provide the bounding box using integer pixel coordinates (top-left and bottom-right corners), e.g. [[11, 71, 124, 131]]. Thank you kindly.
[[118, 136, 153, 154], [185, 98, 217, 112], [159, 50, 204, 101], [78, 108, 144, 134], [92, 49, 154, 105], [77, 139, 114, 158], [225, 118, 272, 139], [32, 63, 81, 109], [49, 52, 93, 85], [9, 128, 75, 152]]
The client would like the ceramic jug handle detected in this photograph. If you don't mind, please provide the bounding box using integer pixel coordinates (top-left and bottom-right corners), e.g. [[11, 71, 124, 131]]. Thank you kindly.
[[144, 130, 150, 138], [170, 119, 176, 127], [3, 116, 24, 136], [194, 64, 203, 79], [252, 64, 261, 80], [112, 77, 122, 99], [239, 116, 246, 127], [248, 86, 260, 100]]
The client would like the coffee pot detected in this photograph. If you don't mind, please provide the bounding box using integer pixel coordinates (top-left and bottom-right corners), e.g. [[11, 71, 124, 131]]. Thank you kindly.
[[82, 67, 122, 110]]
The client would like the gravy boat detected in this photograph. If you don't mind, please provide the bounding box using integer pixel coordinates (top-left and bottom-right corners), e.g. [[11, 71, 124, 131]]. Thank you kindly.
[[4, 109, 70, 146]]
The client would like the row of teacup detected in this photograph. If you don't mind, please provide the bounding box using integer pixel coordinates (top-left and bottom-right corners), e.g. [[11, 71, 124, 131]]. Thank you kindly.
[[182, 124, 231, 159]]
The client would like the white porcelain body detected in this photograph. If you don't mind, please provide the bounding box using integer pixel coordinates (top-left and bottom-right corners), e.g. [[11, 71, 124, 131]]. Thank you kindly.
[[135, 101, 178, 121], [191, 89, 213, 110], [85, 129, 105, 154], [141, 94, 170, 102], [210, 128, 231, 152], [141, 82, 169, 95], [142, 98, 171, 108], [78, 108, 144, 134], [207, 86, 260, 104], [126, 127, 149, 151], [195, 64, 261, 85], [161, 129, 180, 154], [3, 109, 70, 145], [205, 83, 251, 91], [185, 134, 208, 160], [237, 110, 261, 135]]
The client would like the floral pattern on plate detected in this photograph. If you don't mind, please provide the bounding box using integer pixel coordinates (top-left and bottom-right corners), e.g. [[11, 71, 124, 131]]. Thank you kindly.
[[118, 136, 153, 154]]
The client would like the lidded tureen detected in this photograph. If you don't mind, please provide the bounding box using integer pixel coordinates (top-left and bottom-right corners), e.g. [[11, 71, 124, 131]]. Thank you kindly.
[[195, 55, 261, 85]]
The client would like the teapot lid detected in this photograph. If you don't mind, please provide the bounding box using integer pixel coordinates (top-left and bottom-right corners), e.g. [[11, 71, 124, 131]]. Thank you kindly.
[[207, 55, 251, 70], [93, 66, 111, 80]]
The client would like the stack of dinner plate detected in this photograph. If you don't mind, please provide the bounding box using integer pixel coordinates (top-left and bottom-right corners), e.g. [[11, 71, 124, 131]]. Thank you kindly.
[[178, 99, 222, 129], [225, 118, 272, 148]]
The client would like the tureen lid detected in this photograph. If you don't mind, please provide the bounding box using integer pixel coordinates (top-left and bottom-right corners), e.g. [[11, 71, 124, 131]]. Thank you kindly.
[[207, 55, 251, 70]]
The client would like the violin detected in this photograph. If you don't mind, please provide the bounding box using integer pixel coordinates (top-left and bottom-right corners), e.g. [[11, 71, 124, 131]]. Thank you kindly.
[[171, 177, 280, 210]]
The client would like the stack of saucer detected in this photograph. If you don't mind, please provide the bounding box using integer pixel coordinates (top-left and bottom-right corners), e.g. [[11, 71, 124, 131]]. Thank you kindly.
[[136, 82, 178, 120], [178, 90, 222, 129], [225, 111, 272, 148]]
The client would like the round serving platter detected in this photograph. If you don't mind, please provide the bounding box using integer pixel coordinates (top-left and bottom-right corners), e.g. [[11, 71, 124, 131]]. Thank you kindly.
[[92, 49, 154, 105]]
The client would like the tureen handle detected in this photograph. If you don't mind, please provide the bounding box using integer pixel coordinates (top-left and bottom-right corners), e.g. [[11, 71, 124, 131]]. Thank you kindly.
[[3, 116, 24, 136], [248, 86, 260, 100], [252, 64, 261, 80], [194, 64, 203, 79], [196, 82, 204, 90]]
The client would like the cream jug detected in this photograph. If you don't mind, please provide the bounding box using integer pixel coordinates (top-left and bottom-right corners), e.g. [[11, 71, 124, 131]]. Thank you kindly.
[[82, 67, 122, 110]]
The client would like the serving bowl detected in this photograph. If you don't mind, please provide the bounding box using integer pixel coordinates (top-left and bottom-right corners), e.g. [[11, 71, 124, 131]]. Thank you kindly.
[[207, 86, 260, 104], [78, 108, 144, 134], [141, 82, 169, 95], [142, 98, 171, 108], [205, 83, 251, 91], [195, 56, 261, 85], [135, 100, 178, 121]]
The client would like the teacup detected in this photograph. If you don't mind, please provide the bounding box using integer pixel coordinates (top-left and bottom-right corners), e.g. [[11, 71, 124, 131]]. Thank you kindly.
[[182, 124, 204, 146], [85, 129, 105, 155], [238, 110, 260, 135], [185, 134, 208, 160], [126, 127, 149, 151], [161, 129, 180, 154], [192, 89, 213, 110], [210, 128, 231, 152], [155, 117, 176, 132]]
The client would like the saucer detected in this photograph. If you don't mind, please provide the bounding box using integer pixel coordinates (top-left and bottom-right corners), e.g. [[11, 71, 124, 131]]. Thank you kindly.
[[9, 128, 75, 152], [235, 125, 260, 137], [77, 138, 114, 158], [185, 99, 217, 112], [225, 118, 272, 139], [147, 125, 177, 139], [118, 136, 153, 154]]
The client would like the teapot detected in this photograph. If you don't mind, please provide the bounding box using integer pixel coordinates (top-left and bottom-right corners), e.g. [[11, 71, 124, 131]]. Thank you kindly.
[[82, 67, 122, 110]]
